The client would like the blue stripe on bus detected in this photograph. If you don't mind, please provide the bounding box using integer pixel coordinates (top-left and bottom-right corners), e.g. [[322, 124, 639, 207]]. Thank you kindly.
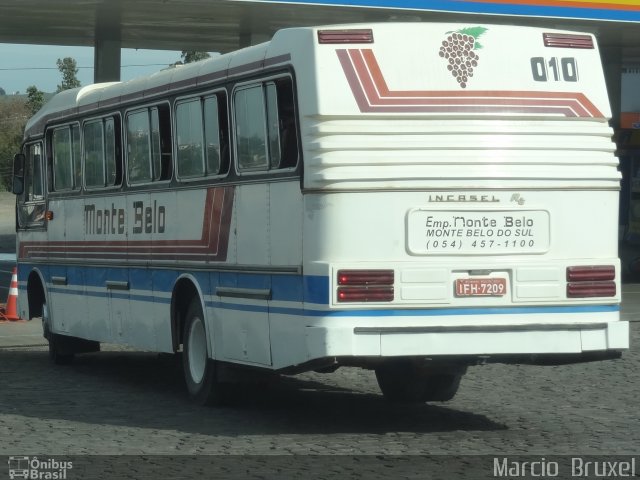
[[304, 275, 329, 305], [19, 264, 329, 304], [279, 0, 640, 22], [34, 282, 620, 317]]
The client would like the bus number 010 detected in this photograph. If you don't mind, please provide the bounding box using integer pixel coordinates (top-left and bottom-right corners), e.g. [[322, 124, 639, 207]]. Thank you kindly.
[[530, 57, 578, 82]]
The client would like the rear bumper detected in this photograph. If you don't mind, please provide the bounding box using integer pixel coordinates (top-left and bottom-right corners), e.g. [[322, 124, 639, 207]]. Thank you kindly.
[[303, 318, 629, 363], [488, 349, 623, 366]]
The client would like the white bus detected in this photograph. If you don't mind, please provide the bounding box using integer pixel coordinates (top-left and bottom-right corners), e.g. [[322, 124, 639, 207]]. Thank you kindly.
[[13, 23, 629, 405]]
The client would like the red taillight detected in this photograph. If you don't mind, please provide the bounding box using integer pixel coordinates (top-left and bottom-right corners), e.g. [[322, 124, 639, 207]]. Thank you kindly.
[[318, 29, 374, 44], [566, 265, 616, 298], [336, 269, 394, 302], [566, 266, 615, 282], [543, 33, 594, 49], [567, 282, 616, 298], [337, 286, 394, 302], [338, 269, 394, 286]]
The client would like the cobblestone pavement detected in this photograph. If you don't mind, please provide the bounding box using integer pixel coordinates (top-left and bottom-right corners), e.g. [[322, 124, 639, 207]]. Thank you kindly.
[[0, 289, 638, 478], [0, 323, 637, 456]]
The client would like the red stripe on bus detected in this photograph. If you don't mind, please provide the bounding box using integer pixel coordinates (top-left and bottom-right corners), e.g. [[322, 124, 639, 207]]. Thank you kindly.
[[338, 48, 604, 118], [353, 49, 592, 116], [18, 186, 235, 262]]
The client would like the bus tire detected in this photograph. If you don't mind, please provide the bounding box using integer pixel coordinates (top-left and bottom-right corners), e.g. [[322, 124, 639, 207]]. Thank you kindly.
[[375, 361, 462, 403], [375, 361, 426, 403], [420, 374, 462, 402], [48, 333, 75, 365], [41, 302, 74, 366], [182, 299, 232, 406]]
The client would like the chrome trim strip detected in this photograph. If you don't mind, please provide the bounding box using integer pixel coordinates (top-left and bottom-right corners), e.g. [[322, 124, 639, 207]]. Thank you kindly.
[[354, 322, 609, 334], [215, 287, 272, 301], [20, 258, 302, 275], [106, 281, 130, 291]]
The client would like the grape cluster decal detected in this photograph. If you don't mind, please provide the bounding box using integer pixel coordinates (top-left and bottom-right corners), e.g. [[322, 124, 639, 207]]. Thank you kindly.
[[438, 27, 488, 89]]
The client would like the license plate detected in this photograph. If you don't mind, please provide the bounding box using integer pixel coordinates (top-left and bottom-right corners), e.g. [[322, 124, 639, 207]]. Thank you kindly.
[[455, 278, 507, 297]]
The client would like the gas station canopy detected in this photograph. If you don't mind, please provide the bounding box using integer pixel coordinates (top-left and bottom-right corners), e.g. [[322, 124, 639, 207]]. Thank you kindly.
[[0, 0, 638, 54]]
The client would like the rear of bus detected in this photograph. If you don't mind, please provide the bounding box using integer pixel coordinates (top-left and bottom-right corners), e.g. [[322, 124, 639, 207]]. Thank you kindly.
[[277, 23, 628, 400]]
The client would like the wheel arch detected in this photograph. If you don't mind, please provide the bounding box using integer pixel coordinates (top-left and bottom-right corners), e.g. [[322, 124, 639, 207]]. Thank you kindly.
[[170, 274, 207, 353], [26, 267, 48, 321]]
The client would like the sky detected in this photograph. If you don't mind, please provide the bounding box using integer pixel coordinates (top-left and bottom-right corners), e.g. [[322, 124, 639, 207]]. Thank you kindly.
[[0, 44, 183, 94]]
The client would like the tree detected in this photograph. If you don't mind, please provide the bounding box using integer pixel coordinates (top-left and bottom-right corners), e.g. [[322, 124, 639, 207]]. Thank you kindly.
[[0, 87, 5, 96], [56, 57, 81, 92], [174, 51, 211, 65], [0, 96, 29, 190], [26, 86, 45, 115]]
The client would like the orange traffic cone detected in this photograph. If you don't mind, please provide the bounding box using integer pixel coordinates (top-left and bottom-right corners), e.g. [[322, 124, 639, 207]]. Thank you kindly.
[[2, 267, 20, 321]]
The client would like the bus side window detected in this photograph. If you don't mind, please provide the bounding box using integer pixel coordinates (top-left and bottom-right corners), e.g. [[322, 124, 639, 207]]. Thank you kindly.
[[266, 83, 282, 168], [175, 92, 228, 181], [84, 120, 105, 189], [105, 116, 122, 186], [49, 123, 81, 192], [52, 126, 74, 191], [204, 93, 230, 176], [31, 146, 44, 199], [234, 77, 298, 174], [176, 98, 205, 178], [274, 77, 299, 169], [235, 85, 268, 171], [126, 106, 171, 185], [126, 110, 152, 184], [72, 124, 81, 188], [151, 105, 172, 181], [266, 79, 298, 169]]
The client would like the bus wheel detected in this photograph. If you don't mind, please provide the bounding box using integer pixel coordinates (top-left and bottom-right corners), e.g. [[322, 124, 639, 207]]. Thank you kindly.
[[375, 361, 462, 403], [42, 303, 74, 366], [182, 299, 232, 406], [420, 373, 462, 402], [48, 334, 75, 365]]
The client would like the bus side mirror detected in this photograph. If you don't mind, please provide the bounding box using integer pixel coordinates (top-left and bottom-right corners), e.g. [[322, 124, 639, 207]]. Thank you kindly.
[[12, 153, 25, 195]]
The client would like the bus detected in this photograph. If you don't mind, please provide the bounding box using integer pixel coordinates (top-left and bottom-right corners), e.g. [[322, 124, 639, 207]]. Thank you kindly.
[[12, 23, 629, 405]]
